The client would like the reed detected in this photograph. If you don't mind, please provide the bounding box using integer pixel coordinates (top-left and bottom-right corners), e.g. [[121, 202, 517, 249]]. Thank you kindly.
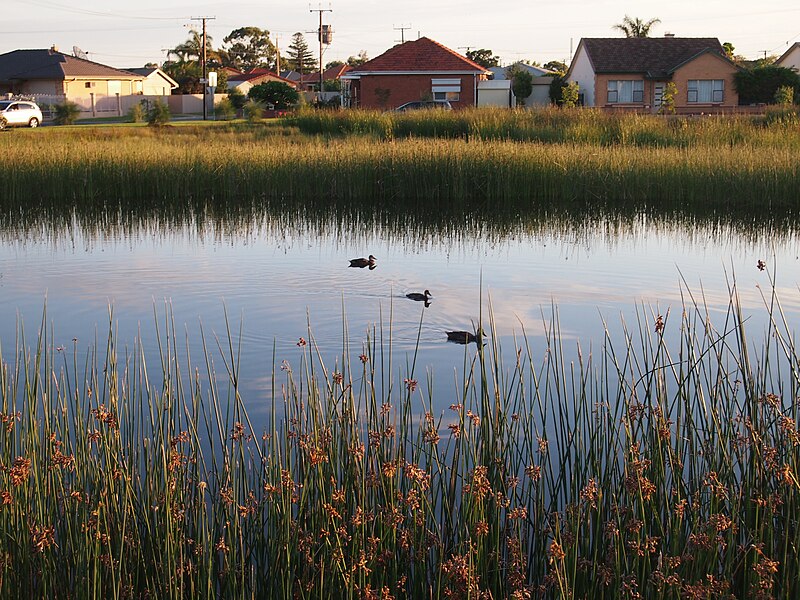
[[1, 275, 798, 598], [1, 124, 798, 206]]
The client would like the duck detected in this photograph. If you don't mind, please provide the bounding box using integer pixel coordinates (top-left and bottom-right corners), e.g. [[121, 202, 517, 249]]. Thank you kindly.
[[406, 289, 432, 302], [349, 255, 377, 269], [445, 328, 487, 345]]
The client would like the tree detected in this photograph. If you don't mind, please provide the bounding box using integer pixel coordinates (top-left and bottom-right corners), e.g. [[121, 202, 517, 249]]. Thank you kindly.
[[347, 51, 369, 67], [506, 65, 533, 106], [164, 31, 222, 94], [658, 82, 677, 115], [722, 42, 735, 60], [466, 49, 499, 68], [613, 15, 661, 38], [248, 81, 299, 109], [734, 65, 800, 104], [326, 60, 344, 69], [223, 27, 276, 72], [286, 32, 317, 75], [543, 60, 568, 74]]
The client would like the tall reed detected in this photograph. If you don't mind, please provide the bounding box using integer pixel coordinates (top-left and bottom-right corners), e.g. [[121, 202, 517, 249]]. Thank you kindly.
[[0, 275, 798, 597]]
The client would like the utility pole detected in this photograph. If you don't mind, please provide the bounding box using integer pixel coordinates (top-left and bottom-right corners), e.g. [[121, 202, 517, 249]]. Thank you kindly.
[[310, 5, 332, 100], [275, 35, 280, 75], [192, 16, 215, 120], [394, 24, 410, 44]]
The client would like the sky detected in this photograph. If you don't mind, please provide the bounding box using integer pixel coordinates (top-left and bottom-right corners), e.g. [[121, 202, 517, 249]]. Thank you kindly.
[[3, 0, 799, 69]]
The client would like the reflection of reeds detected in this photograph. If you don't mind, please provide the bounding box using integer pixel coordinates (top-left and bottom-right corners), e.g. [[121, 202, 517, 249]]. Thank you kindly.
[[1, 118, 798, 208], [1, 278, 798, 597]]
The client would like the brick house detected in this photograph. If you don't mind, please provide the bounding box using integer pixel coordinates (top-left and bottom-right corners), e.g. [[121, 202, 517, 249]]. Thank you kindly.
[[226, 69, 299, 95], [340, 37, 490, 109], [566, 36, 740, 113]]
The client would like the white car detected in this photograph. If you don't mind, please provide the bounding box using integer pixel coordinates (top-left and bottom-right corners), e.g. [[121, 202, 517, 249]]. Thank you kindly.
[[0, 100, 43, 129]]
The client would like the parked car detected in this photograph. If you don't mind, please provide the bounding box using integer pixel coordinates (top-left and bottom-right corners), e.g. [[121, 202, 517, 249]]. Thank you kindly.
[[393, 100, 453, 112], [0, 100, 43, 129]]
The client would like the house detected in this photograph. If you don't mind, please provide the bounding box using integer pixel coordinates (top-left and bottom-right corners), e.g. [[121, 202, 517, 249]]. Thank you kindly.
[[0, 48, 143, 106], [298, 63, 352, 91], [340, 37, 490, 109], [124, 67, 178, 96], [776, 43, 800, 72], [566, 36, 739, 113], [488, 62, 555, 107], [227, 69, 299, 95]]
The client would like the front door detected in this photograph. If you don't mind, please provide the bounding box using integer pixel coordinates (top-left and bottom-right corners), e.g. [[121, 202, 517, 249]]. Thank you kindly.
[[653, 82, 664, 113]]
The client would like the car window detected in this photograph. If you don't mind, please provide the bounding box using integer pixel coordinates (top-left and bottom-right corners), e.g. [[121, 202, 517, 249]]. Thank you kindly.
[[0, 102, 10, 110]]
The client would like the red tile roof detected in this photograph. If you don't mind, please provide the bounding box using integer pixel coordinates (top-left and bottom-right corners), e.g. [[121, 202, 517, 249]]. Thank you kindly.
[[351, 37, 488, 73], [229, 70, 298, 87], [298, 64, 352, 84]]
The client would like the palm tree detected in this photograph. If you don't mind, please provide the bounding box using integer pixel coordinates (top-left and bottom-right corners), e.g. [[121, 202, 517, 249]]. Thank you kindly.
[[613, 15, 661, 38]]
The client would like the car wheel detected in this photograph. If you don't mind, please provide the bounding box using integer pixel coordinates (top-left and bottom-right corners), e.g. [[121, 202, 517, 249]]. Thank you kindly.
[[28, 117, 39, 128]]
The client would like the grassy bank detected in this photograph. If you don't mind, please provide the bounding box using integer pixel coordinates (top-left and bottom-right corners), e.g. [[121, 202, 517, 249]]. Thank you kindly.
[[0, 116, 798, 206], [1, 280, 798, 598]]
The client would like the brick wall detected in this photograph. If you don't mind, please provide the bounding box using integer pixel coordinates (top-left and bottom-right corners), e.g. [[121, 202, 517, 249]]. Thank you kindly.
[[671, 52, 739, 109], [353, 74, 479, 110]]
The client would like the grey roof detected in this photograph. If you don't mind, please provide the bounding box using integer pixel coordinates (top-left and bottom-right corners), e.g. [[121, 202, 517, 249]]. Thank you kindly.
[[776, 42, 800, 67], [489, 63, 554, 80], [578, 38, 728, 78], [0, 49, 141, 81]]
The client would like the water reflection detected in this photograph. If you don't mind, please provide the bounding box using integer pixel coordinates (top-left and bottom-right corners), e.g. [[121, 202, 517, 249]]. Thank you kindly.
[[1, 199, 798, 421]]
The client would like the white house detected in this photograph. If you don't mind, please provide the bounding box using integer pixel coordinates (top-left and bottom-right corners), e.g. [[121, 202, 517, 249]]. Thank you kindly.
[[776, 43, 800, 72], [124, 67, 178, 96], [488, 62, 554, 107]]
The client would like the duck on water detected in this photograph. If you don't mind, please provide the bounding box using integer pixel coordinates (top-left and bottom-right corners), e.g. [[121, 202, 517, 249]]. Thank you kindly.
[[445, 328, 487, 345], [349, 255, 377, 269], [406, 290, 432, 302]]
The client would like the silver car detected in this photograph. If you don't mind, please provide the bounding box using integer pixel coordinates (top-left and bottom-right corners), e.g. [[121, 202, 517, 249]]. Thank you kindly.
[[0, 100, 43, 129]]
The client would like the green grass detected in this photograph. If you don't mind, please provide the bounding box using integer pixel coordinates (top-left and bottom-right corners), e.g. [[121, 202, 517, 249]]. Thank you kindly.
[[0, 276, 798, 598]]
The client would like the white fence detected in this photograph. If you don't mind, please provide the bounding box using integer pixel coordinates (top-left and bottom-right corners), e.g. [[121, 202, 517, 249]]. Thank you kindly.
[[15, 93, 229, 118]]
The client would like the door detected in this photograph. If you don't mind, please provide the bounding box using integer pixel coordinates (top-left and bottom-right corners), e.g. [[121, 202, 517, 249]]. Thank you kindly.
[[653, 82, 664, 113]]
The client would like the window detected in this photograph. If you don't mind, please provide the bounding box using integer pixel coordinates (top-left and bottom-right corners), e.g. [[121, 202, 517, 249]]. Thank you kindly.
[[85, 82, 95, 88], [434, 91, 460, 101], [688, 80, 724, 103], [432, 78, 461, 103], [607, 80, 644, 103]]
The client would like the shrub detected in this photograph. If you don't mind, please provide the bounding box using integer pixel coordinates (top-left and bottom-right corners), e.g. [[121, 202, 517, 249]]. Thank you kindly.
[[658, 82, 677, 115], [775, 85, 794, 106], [734, 65, 800, 105], [248, 81, 299, 110], [147, 100, 170, 126], [127, 101, 146, 123], [561, 82, 580, 108], [507, 66, 533, 106], [764, 105, 800, 127], [53, 101, 81, 125], [243, 100, 264, 122], [227, 87, 247, 110], [214, 97, 236, 120]]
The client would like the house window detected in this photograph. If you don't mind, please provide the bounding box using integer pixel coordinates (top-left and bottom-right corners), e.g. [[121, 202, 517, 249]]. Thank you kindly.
[[85, 82, 95, 88], [432, 78, 461, 103], [607, 80, 644, 103], [434, 91, 460, 101], [687, 80, 724, 103]]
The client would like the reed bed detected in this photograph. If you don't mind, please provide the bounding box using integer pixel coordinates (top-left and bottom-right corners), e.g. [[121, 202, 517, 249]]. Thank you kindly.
[[1, 277, 799, 598], [289, 107, 800, 148], [0, 124, 798, 206]]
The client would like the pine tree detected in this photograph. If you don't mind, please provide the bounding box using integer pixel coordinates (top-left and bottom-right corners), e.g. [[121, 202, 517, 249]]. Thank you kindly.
[[286, 32, 317, 74]]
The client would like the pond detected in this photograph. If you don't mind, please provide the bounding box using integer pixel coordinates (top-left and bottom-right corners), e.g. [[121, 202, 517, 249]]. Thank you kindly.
[[1, 203, 799, 424]]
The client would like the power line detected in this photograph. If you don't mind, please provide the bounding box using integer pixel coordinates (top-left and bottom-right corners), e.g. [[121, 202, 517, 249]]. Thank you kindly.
[[11, 0, 185, 20]]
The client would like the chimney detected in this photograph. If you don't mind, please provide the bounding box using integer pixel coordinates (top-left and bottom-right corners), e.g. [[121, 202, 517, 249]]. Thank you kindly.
[[664, 33, 675, 38], [50, 44, 59, 53]]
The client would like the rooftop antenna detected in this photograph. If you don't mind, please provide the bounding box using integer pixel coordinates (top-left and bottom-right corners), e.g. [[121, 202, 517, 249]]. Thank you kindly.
[[72, 46, 88, 60], [393, 24, 410, 44]]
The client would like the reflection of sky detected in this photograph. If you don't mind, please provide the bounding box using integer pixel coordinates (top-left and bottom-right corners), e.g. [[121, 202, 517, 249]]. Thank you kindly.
[[2, 216, 799, 425]]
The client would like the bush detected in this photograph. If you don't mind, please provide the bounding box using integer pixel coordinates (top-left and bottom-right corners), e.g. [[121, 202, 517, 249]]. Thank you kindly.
[[214, 97, 236, 121], [127, 102, 146, 123], [0, 115, 6, 130], [147, 100, 170, 126], [734, 65, 800, 105], [775, 85, 794, 106], [764, 105, 800, 127], [561, 82, 580, 108], [248, 81, 300, 110], [227, 88, 247, 110], [53, 101, 81, 125], [243, 100, 264, 122]]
